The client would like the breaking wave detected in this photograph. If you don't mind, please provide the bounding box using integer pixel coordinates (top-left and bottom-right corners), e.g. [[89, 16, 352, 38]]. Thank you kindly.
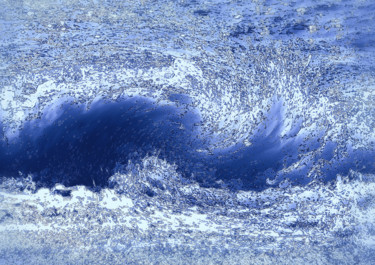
[[0, 95, 374, 192], [1, 0, 375, 263]]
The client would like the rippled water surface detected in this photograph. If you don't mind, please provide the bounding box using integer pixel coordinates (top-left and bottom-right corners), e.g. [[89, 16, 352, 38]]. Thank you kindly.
[[0, 0, 375, 264]]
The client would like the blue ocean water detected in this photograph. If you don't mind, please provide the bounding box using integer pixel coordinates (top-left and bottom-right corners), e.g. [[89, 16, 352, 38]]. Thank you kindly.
[[1, 96, 373, 192], [0, 0, 374, 264]]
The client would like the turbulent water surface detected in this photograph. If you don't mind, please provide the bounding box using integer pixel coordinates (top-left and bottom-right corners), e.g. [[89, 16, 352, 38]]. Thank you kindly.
[[0, 0, 375, 264]]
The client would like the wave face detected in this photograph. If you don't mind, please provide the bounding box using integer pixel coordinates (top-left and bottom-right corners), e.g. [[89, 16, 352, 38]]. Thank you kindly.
[[0, 97, 205, 188], [1, 0, 375, 264], [1, 97, 374, 192]]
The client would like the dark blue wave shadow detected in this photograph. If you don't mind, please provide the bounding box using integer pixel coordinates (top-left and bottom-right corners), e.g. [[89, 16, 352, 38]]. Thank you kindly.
[[0, 96, 374, 191], [0, 97, 205, 188]]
